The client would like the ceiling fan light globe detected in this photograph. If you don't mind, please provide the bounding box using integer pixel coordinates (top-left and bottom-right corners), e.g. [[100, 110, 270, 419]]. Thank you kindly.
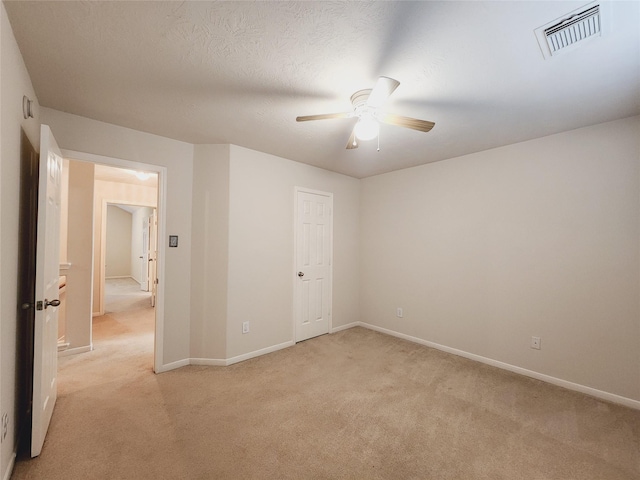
[[354, 117, 379, 141]]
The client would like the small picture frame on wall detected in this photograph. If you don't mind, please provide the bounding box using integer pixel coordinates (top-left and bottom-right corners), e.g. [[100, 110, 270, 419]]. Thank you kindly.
[[169, 235, 179, 248]]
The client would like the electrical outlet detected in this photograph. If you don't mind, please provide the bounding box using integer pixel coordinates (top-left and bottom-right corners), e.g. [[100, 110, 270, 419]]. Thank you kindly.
[[531, 336, 541, 350], [2, 413, 8, 441], [242, 321, 250, 334], [396, 307, 403, 318]]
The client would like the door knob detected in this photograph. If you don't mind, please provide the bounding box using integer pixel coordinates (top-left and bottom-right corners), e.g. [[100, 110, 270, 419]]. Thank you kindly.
[[34, 299, 61, 310], [298, 272, 304, 277], [44, 299, 61, 309]]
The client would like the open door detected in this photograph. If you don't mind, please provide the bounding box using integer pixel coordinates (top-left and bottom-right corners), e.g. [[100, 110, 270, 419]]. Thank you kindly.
[[31, 125, 63, 457], [149, 210, 157, 307], [141, 216, 150, 291]]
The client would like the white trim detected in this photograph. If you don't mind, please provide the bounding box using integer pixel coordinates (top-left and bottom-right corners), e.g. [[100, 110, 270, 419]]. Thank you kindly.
[[190, 358, 227, 367], [57, 345, 92, 357], [98, 199, 106, 316], [294, 186, 334, 197], [160, 341, 295, 371], [2, 454, 15, 480], [357, 322, 640, 410], [153, 169, 168, 376], [155, 358, 190, 373], [104, 275, 135, 280], [330, 322, 359, 333], [60, 149, 167, 375], [293, 187, 333, 343], [225, 340, 294, 366]]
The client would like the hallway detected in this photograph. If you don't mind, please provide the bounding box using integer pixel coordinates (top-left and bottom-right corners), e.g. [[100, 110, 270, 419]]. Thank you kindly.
[[56, 277, 154, 396]]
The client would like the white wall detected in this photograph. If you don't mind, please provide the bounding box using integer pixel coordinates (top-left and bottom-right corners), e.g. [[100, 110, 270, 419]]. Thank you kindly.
[[40, 107, 194, 367], [360, 116, 640, 403], [190, 145, 230, 360], [59, 158, 69, 264], [190, 145, 361, 362], [64, 160, 94, 353], [0, 3, 41, 477], [225, 145, 360, 358], [105, 205, 132, 278]]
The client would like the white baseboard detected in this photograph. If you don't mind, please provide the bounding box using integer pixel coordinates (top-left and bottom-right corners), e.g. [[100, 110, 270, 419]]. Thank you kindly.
[[2, 453, 15, 480], [225, 341, 295, 366], [155, 358, 190, 373], [356, 322, 640, 411], [157, 341, 296, 372], [58, 345, 92, 357], [330, 321, 359, 333], [190, 358, 226, 367]]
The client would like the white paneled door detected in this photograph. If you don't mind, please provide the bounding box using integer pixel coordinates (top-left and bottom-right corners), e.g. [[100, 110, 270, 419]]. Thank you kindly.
[[32, 125, 63, 457], [148, 210, 158, 307], [142, 216, 149, 291], [295, 189, 332, 342]]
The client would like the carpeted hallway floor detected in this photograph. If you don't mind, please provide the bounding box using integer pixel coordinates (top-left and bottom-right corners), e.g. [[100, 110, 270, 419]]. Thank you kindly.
[[11, 280, 640, 479]]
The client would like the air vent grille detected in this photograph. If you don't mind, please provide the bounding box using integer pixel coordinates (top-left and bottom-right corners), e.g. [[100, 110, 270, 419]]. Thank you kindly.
[[545, 5, 600, 55], [534, 1, 607, 60]]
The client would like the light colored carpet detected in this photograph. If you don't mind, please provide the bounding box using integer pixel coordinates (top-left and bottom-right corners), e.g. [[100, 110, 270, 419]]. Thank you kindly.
[[103, 277, 154, 314], [11, 285, 640, 479]]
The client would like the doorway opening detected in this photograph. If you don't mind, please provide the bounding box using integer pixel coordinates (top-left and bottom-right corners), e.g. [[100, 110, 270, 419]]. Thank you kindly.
[[57, 152, 166, 373], [95, 202, 158, 359], [103, 203, 157, 305]]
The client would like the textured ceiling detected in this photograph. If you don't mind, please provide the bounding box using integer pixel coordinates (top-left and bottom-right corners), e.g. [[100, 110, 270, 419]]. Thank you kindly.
[[5, 1, 640, 178]]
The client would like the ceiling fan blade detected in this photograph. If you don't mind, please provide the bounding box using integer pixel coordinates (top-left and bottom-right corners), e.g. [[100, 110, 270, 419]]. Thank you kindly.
[[296, 112, 352, 122], [378, 113, 435, 132], [366, 77, 400, 108], [346, 127, 358, 149]]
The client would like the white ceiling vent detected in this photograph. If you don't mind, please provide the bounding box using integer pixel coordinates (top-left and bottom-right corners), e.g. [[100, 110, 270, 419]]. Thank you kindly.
[[535, 1, 609, 59]]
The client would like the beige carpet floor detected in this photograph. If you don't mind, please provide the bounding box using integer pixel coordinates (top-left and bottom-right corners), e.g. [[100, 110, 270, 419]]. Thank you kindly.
[[12, 282, 640, 479]]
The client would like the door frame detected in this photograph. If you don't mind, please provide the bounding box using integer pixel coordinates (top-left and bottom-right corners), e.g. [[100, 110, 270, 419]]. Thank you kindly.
[[60, 149, 167, 374], [16, 128, 39, 455], [292, 186, 333, 342]]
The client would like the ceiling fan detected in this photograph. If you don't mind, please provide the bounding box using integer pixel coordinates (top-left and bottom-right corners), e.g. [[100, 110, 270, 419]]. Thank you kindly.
[[296, 77, 435, 149]]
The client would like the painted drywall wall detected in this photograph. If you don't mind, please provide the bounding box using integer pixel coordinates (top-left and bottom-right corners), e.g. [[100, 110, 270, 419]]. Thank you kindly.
[[0, 3, 41, 477], [105, 205, 132, 278], [225, 145, 360, 358], [40, 107, 194, 367], [64, 160, 94, 352], [190, 145, 230, 360], [360, 116, 640, 402], [131, 206, 155, 285], [59, 158, 69, 264], [93, 180, 157, 315]]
